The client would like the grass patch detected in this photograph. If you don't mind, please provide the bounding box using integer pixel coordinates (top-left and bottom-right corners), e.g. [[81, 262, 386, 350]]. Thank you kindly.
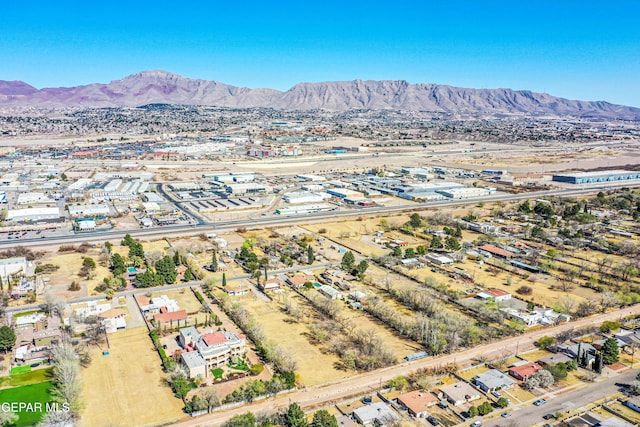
[[12, 310, 43, 318], [229, 362, 250, 371], [10, 365, 32, 374], [211, 368, 224, 380], [0, 368, 53, 387], [0, 381, 53, 427]]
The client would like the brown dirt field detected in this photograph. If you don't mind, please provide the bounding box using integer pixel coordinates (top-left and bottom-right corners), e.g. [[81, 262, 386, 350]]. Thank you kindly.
[[40, 249, 110, 299], [241, 295, 349, 387], [518, 349, 553, 362], [79, 327, 185, 427]]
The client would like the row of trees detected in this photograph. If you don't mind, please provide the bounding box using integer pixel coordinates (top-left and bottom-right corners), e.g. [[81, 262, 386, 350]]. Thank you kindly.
[[223, 404, 338, 427]]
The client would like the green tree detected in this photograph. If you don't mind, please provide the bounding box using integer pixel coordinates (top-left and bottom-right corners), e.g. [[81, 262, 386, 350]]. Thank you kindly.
[[211, 251, 218, 272], [404, 247, 416, 259], [82, 257, 96, 270], [110, 253, 126, 276], [183, 269, 193, 282], [222, 272, 227, 288], [104, 241, 113, 253], [445, 236, 461, 251], [307, 246, 314, 265], [600, 320, 621, 333], [311, 410, 338, 427], [355, 260, 369, 279], [602, 337, 619, 365], [518, 200, 533, 214], [156, 256, 177, 284], [0, 326, 16, 352], [544, 363, 568, 381], [172, 377, 192, 401], [135, 269, 161, 288], [430, 235, 443, 249], [391, 246, 402, 257], [416, 245, 428, 255], [468, 406, 479, 417], [537, 336, 555, 349], [224, 412, 256, 427], [341, 251, 355, 271], [496, 397, 509, 408], [285, 402, 308, 427], [478, 401, 494, 415], [409, 213, 422, 228]]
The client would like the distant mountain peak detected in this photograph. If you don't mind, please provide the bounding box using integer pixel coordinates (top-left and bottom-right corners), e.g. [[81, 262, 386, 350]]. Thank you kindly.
[[0, 71, 638, 120]]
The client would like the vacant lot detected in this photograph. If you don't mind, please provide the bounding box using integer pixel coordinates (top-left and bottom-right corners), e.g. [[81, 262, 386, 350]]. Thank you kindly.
[[80, 327, 185, 427], [0, 381, 52, 427], [241, 295, 348, 386]]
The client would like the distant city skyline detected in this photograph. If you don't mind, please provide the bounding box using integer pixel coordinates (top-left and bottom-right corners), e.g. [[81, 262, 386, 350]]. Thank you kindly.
[[2, 1, 639, 107]]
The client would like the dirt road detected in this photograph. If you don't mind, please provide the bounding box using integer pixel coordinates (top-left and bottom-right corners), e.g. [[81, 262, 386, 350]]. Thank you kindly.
[[169, 305, 640, 427]]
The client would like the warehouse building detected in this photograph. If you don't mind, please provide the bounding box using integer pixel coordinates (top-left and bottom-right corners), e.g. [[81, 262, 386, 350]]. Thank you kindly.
[[67, 204, 111, 217], [552, 170, 640, 185], [284, 191, 330, 204], [437, 187, 493, 199], [326, 188, 364, 199], [7, 207, 61, 222], [276, 204, 333, 215], [224, 183, 267, 195]]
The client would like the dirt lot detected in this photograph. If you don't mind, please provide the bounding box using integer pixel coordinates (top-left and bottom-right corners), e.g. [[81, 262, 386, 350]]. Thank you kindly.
[[240, 294, 349, 387], [79, 327, 185, 427], [39, 246, 110, 298]]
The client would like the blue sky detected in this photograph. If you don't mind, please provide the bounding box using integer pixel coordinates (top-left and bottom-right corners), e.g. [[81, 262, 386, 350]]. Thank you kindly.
[[1, 1, 639, 106]]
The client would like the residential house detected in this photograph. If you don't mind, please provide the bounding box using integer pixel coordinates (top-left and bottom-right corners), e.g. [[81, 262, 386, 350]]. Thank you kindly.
[[286, 273, 315, 288], [318, 285, 343, 300], [259, 278, 285, 292], [224, 283, 250, 296], [353, 402, 399, 426], [98, 308, 127, 333], [179, 326, 246, 379], [336, 415, 358, 427], [136, 294, 180, 315], [557, 343, 596, 367], [472, 369, 516, 392], [154, 308, 188, 326], [424, 253, 454, 265], [508, 362, 542, 381], [500, 307, 570, 327], [396, 390, 438, 418], [439, 381, 481, 406], [476, 288, 512, 303], [478, 244, 515, 259], [537, 353, 573, 366]]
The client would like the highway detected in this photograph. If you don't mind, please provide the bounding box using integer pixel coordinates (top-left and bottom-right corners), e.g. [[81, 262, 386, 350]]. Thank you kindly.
[[169, 305, 640, 427], [2, 182, 635, 249]]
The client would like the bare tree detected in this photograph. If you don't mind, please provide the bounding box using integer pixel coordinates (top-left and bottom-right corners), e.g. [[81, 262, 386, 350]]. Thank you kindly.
[[599, 290, 621, 313]]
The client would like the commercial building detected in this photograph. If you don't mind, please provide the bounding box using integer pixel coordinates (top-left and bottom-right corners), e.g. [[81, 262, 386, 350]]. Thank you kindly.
[[67, 203, 111, 217], [17, 192, 54, 205], [326, 188, 364, 199], [276, 204, 333, 215], [552, 170, 640, 185], [224, 183, 267, 195], [7, 207, 61, 222], [283, 191, 330, 204], [437, 187, 492, 199]]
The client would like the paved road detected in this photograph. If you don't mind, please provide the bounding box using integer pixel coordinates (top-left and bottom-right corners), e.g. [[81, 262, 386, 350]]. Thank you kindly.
[[4, 262, 335, 314], [169, 305, 640, 427], [3, 183, 637, 249], [483, 368, 638, 427]]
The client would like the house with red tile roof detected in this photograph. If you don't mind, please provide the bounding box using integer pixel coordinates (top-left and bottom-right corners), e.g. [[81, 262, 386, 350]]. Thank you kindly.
[[509, 362, 542, 381], [179, 326, 246, 378], [478, 244, 515, 259]]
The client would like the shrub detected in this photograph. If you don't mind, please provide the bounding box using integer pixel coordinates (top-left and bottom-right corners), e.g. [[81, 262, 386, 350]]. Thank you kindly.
[[516, 285, 533, 295]]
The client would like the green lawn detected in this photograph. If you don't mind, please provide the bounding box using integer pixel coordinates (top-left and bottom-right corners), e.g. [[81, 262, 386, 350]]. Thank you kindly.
[[10, 366, 31, 374], [0, 381, 53, 427], [0, 368, 53, 388]]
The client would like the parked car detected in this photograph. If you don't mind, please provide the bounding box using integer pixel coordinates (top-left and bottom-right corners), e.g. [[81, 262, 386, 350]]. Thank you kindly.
[[427, 415, 440, 426], [543, 414, 555, 420], [501, 412, 512, 418], [491, 390, 502, 398], [533, 399, 547, 406], [470, 422, 482, 427]]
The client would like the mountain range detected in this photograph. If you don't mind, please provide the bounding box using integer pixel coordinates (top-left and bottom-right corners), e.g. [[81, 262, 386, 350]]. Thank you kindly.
[[0, 70, 638, 120]]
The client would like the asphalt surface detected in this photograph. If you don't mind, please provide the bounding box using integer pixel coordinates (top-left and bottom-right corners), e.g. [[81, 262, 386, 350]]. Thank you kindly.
[[169, 305, 640, 427]]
